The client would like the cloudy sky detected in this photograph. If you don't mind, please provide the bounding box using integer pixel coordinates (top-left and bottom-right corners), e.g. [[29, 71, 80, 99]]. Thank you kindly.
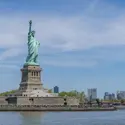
[[0, 0, 125, 97]]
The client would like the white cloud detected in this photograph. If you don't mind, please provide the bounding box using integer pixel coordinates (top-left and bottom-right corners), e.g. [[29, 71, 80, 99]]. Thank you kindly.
[[0, 13, 125, 52], [0, 48, 24, 61], [40, 45, 125, 67], [0, 1, 125, 67], [42, 59, 97, 68]]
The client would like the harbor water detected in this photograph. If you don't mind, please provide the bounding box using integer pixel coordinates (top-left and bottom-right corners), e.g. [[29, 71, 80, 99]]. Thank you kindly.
[[0, 110, 125, 125]]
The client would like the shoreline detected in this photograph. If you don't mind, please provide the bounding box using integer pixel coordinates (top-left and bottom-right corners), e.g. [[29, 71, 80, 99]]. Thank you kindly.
[[0, 105, 117, 112]]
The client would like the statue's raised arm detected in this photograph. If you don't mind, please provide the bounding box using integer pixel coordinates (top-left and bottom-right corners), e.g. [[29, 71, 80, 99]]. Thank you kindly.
[[29, 20, 32, 34]]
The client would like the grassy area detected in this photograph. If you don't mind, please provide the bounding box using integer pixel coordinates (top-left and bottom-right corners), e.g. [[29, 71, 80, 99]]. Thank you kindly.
[[0, 90, 17, 96]]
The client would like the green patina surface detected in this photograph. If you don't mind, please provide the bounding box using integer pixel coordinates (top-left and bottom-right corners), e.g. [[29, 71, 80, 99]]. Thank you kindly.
[[24, 20, 40, 66]]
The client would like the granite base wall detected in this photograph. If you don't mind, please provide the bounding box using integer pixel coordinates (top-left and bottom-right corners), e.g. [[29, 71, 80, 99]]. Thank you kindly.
[[31, 97, 64, 105], [67, 97, 80, 105], [4, 96, 79, 105], [0, 97, 8, 105]]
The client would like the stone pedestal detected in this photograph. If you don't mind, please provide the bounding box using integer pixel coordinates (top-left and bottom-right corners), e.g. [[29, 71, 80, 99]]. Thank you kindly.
[[19, 65, 42, 91], [12, 64, 57, 97], [16, 65, 43, 96]]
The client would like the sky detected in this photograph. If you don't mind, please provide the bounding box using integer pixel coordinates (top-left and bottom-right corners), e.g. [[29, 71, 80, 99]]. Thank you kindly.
[[1, 0, 125, 98]]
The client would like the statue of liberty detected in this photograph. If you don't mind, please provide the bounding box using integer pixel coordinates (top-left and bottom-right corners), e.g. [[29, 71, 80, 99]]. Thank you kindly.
[[25, 20, 40, 66]]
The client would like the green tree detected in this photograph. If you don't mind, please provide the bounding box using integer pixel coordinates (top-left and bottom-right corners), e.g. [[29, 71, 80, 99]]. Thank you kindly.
[[48, 89, 52, 93], [0, 90, 17, 96], [79, 91, 85, 105], [58, 91, 68, 97], [59, 90, 86, 103], [121, 99, 124, 104], [96, 98, 100, 107]]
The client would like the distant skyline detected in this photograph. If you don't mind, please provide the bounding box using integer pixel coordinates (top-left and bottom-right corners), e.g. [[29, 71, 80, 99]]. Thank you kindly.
[[0, 0, 125, 97]]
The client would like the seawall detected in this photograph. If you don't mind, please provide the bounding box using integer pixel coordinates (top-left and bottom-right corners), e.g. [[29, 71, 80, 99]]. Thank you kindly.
[[115, 105, 125, 110], [0, 105, 117, 111]]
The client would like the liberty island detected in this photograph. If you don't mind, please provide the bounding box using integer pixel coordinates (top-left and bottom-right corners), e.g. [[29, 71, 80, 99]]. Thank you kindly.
[[0, 20, 80, 107], [0, 20, 116, 111]]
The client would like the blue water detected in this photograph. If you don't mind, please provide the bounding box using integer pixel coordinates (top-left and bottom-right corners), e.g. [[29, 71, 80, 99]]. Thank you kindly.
[[0, 110, 125, 125]]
